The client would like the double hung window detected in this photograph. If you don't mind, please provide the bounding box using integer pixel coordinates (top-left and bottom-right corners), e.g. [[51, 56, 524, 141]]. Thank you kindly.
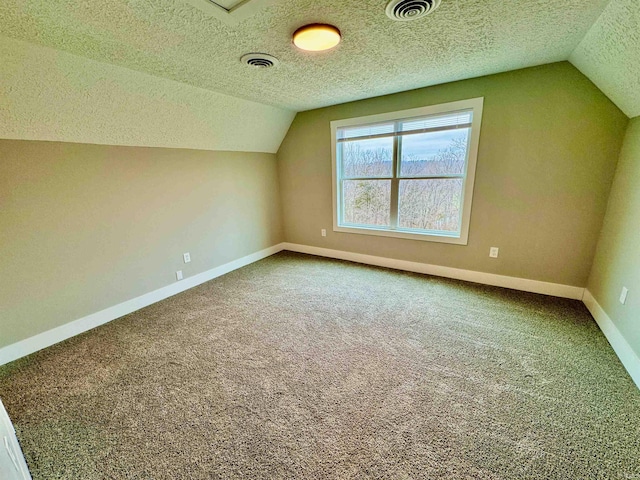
[[331, 98, 483, 244]]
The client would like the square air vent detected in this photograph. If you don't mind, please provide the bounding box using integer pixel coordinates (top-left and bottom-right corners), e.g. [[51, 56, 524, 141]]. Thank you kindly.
[[184, 0, 281, 25], [210, 0, 245, 8]]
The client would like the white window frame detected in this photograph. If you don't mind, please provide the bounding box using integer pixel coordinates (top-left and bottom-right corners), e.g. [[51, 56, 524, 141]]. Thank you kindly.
[[330, 97, 484, 245]]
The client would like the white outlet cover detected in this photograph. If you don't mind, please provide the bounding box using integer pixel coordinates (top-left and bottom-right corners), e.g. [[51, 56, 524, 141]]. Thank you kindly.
[[321, 229, 327, 237], [619, 287, 628, 305], [489, 247, 499, 258], [176, 270, 183, 281], [183, 253, 191, 263]]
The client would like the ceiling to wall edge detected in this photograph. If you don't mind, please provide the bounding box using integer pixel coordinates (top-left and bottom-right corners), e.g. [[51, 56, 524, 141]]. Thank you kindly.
[[0, 35, 296, 154], [2, 0, 632, 156], [174, 0, 632, 120], [172, 0, 633, 120], [567, 0, 638, 119], [566, 0, 633, 119], [567, 60, 632, 121]]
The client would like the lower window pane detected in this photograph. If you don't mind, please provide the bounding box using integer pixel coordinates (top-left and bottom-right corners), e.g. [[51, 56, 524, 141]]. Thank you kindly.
[[398, 179, 463, 232], [342, 180, 391, 227]]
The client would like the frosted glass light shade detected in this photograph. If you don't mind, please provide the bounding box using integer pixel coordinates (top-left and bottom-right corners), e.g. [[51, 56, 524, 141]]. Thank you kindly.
[[293, 24, 341, 52]]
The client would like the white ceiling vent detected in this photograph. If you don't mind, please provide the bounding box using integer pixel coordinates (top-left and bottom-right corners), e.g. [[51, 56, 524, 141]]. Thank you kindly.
[[385, 0, 441, 21], [241, 53, 280, 68]]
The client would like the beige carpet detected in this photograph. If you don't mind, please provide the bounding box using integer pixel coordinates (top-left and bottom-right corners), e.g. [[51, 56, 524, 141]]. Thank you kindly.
[[0, 251, 639, 479]]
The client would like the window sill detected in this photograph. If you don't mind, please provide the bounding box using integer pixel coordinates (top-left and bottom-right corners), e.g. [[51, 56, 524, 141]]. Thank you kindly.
[[334, 225, 469, 245]]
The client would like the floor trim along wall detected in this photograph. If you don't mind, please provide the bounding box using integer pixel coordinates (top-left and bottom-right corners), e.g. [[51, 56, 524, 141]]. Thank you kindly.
[[282, 243, 585, 300], [0, 243, 285, 366], [286, 244, 640, 389], [583, 290, 640, 389], [5, 243, 634, 390]]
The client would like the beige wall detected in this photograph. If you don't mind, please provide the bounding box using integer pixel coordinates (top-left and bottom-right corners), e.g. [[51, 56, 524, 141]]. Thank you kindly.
[[0, 140, 283, 348], [277, 62, 628, 287], [588, 117, 640, 357]]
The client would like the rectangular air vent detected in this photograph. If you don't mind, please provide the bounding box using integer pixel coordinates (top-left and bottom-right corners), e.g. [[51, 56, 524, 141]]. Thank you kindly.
[[210, 0, 244, 9], [184, 0, 281, 25]]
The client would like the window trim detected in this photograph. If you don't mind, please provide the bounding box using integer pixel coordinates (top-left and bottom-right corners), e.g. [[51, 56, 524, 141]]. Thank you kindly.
[[330, 97, 484, 245]]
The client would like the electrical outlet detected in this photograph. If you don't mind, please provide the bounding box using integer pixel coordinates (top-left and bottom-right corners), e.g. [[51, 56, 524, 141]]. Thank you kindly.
[[619, 287, 628, 305], [176, 270, 183, 281], [489, 247, 499, 258], [183, 252, 191, 263], [321, 229, 327, 237]]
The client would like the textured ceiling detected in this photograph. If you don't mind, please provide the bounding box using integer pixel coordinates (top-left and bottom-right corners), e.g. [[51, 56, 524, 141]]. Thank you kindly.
[[570, 0, 640, 118], [0, 0, 612, 112], [0, 36, 294, 153]]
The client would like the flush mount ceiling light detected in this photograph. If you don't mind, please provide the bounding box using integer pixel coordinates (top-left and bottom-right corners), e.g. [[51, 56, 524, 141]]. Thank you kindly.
[[292, 24, 341, 52], [385, 0, 441, 21]]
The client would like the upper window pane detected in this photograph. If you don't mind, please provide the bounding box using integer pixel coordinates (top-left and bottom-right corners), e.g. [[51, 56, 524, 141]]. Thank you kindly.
[[341, 137, 393, 178], [399, 129, 469, 177], [337, 122, 394, 140], [399, 110, 472, 134]]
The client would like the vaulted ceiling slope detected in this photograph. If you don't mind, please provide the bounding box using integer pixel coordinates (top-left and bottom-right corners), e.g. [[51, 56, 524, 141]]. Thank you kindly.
[[0, 36, 294, 153], [0, 0, 619, 114], [570, 0, 640, 118]]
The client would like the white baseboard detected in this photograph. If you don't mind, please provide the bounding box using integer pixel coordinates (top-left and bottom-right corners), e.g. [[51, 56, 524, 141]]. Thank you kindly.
[[3, 242, 636, 390], [282, 243, 585, 300], [583, 290, 640, 389], [0, 242, 596, 368], [0, 243, 286, 366]]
